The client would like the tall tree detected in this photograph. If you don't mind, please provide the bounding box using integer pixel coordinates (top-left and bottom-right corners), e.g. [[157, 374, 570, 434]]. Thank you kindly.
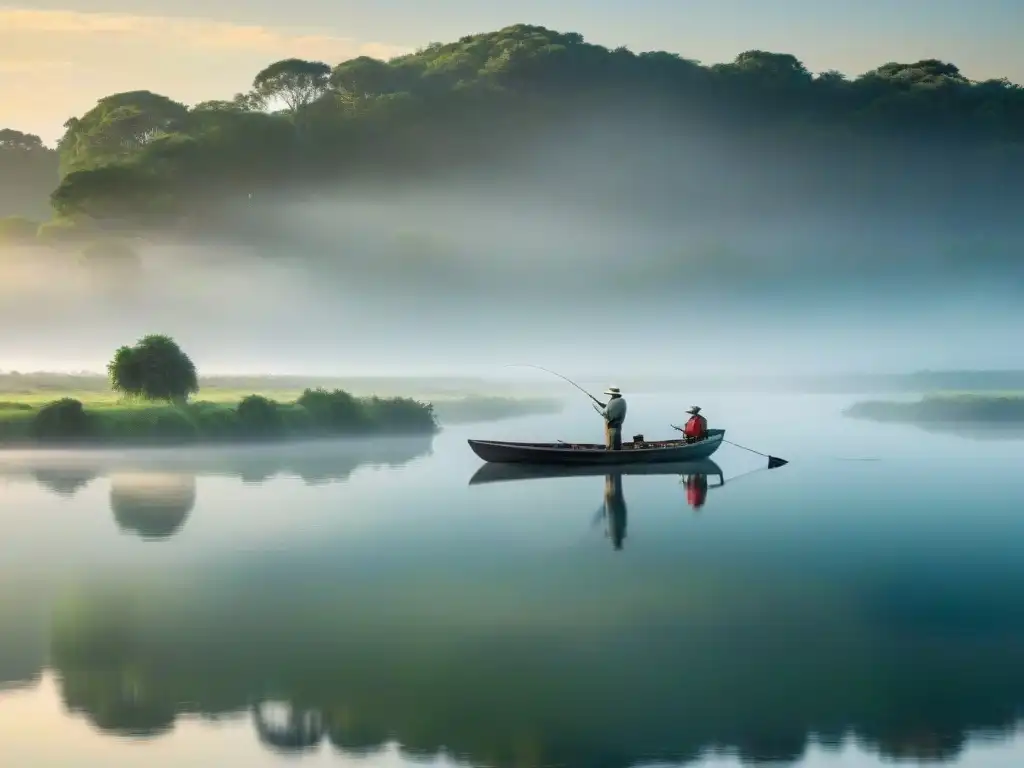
[[107, 334, 199, 402], [57, 91, 188, 174], [0, 129, 59, 218], [253, 59, 332, 112]]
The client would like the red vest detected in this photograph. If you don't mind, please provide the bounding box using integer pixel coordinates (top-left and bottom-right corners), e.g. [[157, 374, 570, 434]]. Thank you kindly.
[[684, 415, 707, 438]]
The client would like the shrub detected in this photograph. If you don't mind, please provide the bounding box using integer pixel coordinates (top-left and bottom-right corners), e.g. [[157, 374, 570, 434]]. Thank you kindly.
[[297, 388, 372, 433], [31, 398, 93, 441], [0, 401, 33, 411], [364, 396, 437, 433], [236, 394, 284, 437], [149, 410, 199, 442]]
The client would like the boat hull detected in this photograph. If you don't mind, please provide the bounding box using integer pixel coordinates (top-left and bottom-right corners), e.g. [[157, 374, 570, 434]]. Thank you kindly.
[[468, 429, 724, 466]]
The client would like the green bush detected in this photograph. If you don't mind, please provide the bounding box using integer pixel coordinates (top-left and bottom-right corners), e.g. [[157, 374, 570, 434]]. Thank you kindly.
[[0, 401, 33, 411], [364, 396, 437, 433], [149, 410, 199, 442], [31, 398, 93, 441], [236, 395, 283, 437], [297, 388, 373, 433]]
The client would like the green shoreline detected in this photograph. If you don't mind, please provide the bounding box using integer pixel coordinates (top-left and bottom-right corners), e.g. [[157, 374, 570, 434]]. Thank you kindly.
[[0, 391, 563, 448], [844, 393, 1024, 424]]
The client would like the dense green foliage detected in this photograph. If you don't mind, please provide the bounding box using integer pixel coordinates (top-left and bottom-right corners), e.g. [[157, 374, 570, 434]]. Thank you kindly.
[[108, 335, 199, 402], [0, 337, 440, 444], [30, 398, 93, 442], [0, 388, 437, 445], [0, 372, 563, 440], [2, 25, 1023, 234], [0, 129, 58, 219], [845, 394, 1024, 422]]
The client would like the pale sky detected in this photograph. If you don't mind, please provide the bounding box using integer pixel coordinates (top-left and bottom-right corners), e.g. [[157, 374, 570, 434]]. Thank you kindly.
[[1, 0, 1021, 144]]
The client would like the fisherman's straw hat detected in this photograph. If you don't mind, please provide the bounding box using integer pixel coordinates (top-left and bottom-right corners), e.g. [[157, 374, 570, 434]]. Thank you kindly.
[[604, 386, 622, 396], [686, 405, 702, 414]]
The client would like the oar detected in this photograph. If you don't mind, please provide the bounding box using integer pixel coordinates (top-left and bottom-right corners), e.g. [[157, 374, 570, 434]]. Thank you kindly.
[[671, 425, 788, 468]]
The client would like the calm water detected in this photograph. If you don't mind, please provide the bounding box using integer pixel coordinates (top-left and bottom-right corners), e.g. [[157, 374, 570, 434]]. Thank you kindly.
[[2, 393, 1024, 768]]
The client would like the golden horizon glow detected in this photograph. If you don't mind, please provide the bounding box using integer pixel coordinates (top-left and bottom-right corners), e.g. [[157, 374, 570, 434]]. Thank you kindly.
[[0, 7, 411, 143]]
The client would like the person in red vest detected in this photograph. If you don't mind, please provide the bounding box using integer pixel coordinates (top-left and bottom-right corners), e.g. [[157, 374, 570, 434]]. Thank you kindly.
[[682, 406, 708, 442]]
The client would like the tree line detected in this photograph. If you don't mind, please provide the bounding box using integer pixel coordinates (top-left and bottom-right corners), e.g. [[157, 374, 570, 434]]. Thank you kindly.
[[0, 334, 438, 445], [1, 23, 1023, 237]]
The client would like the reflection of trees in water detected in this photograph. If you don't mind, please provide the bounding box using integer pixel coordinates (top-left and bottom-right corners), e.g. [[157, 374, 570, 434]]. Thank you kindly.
[[325, 710, 389, 757], [109, 474, 196, 540], [59, 669, 177, 737], [48, 591, 178, 737], [916, 423, 1024, 441], [0, 638, 44, 693], [252, 702, 325, 752], [213, 437, 434, 485], [0, 595, 47, 692], [4, 436, 434, 495], [31, 467, 99, 496], [45, 575, 1024, 767]]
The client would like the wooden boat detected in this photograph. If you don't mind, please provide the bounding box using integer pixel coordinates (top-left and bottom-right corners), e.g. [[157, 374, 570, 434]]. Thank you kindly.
[[467, 429, 725, 466], [469, 458, 724, 486]]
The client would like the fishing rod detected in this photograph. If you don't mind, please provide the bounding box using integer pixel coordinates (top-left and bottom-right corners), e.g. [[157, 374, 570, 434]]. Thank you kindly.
[[669, 425, 788, 468], [505, 364, 603, 406]]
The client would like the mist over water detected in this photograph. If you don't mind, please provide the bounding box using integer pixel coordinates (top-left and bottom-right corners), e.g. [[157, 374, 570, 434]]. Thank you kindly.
[[2, 395, 1024, 767], [1, 111, 1021, 374]]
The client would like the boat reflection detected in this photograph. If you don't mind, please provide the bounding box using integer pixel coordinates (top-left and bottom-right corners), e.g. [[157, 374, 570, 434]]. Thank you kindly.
[[470, 460, 725, 550]]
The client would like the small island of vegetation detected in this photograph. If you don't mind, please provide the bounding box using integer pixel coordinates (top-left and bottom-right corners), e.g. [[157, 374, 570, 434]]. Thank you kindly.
[[0, 334, 443, 446], [844, 393, 1024, 424]]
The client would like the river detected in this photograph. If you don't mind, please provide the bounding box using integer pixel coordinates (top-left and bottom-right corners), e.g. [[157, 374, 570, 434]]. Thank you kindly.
[[2, 393, 1023, 767]]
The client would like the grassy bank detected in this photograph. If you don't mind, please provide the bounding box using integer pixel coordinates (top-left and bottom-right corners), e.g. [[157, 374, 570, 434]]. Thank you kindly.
[[0, 386, 564, 447], [844, 393, 1024, 423], [0, 389, 439, 446]]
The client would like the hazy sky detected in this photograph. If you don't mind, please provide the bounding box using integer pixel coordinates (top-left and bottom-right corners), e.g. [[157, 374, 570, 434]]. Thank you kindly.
[[2, 0, 1021, 144]]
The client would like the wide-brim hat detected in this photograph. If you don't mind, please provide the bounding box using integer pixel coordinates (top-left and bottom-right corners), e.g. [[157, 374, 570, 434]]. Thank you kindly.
[[604, 386, 621, 396], [686, 406, 701, 414]]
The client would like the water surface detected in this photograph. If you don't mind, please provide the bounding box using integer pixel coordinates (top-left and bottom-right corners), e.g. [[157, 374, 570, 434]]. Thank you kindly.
[[2, 394, 1024, 767]]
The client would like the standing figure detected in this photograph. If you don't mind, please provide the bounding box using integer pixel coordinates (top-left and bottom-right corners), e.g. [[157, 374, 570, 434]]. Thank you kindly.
[[593, 386, 628, 450]]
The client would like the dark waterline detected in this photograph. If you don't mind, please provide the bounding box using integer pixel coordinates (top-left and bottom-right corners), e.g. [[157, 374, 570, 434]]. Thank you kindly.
[[2, 393, 1024, 767]]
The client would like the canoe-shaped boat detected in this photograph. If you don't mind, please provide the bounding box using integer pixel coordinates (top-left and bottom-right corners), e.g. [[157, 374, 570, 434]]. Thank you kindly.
[[469, 458, 724, 486], [468, 429, 724, 466]]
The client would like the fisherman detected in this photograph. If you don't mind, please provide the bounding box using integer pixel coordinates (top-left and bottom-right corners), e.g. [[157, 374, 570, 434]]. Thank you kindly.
[[593, 386, 627, 450], [682, 406, 708, 442]]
